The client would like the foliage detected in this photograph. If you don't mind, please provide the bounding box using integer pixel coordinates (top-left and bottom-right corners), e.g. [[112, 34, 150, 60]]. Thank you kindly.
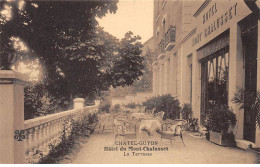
[[98, 97, 111, 113], [24, 84, 63, 120], [206, 104, 236, 133], [143, 94, 181, 120], [108, 31, 144, 88], [232, 88, 260, 127], [131, 48, 153, 92], [1, 1, 144, 117], [110, 48, 154, 97], [181, 103, 192, 121], [188, 118, 199, 131], [125, 102, 137, 109], [112, 104, 121, 112], [38, 113, 98, 164]]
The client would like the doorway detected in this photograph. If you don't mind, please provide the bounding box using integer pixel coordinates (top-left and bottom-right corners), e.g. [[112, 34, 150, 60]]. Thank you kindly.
[[241, 19, 258, 143]]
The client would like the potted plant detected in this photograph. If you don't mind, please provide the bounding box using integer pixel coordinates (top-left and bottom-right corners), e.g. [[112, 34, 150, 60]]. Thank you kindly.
[[188, 118, 199, 132], [232, 88, 260, 128], [206, 104, 237, 146], [202, 118, 210, 140], [180, 103, 192, 130]]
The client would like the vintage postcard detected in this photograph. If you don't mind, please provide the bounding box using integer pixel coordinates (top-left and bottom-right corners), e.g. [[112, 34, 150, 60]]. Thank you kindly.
[[0, 0, 260, 164]]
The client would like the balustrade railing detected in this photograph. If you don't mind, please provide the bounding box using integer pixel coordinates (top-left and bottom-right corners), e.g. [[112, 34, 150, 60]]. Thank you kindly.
[[23, 101, 98, 163], [154, 25, 176, 59], [154, 39, 165, 59], [164, 25, 176, 48]]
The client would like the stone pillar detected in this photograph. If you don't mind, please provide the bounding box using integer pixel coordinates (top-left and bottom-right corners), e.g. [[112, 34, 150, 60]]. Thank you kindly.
[[0, 70, 26, 164], [166, 59, 171, 94], [157, 67, 160, 95], [152, 66, 156, 95], [169, 55, 174, 95], [164, 61, 168, 94], [228, 23, 245, 140], [73, 98, 85, 109], [191, 52, 201, 123], [159, 65, 163, 95], [255, 20, 260, 147], [94, 100, 100, 106]]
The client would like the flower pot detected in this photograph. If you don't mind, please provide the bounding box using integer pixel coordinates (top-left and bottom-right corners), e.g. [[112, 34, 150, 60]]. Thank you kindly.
[[209, 131, 236, 147], [189, 126, 195, 132], [205, 132, 210, 140]]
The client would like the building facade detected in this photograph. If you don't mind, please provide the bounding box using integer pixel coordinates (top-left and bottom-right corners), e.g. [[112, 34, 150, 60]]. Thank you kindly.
[[152, 0, 260, 147]]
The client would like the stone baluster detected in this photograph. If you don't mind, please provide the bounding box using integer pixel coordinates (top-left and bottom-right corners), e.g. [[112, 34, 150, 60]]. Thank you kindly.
[[38, 124, 45, 149], [24, 129, 30, 159], [43, 123, 48, 146], [34, 126, 41, 150], [55, 119, 61, 143], [28, 127, 36, 153], [54, 120, 60, 141], [47, 122, 52, 143], [49, 121, 55, 144], [52, 120, 58, 144], [57, 118, 62, 138]]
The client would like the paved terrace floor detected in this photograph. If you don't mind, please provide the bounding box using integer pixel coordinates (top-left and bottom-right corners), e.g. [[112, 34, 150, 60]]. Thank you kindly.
[[61, 131, 259, 164]]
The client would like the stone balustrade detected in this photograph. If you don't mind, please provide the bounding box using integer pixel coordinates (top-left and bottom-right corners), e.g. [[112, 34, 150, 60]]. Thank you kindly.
[[0, 71, 100, 163], [23, 101, 98, 163]]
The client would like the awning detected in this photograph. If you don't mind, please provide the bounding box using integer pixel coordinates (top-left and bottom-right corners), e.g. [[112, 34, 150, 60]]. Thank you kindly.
[[197, 34, 229, 60]]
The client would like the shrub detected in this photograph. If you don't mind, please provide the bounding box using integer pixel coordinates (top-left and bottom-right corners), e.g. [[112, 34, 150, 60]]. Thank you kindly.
[[206, 104, 236, 133], [232, 89, 260, 127], [143, 94, 181, 120], [188, 118, 199, 131], [125, 102, 137, 109], [98, 98, 111, 113], [112, 104, 121, 112], [38, 113, 98, 164], [181, 103, 192, 121]]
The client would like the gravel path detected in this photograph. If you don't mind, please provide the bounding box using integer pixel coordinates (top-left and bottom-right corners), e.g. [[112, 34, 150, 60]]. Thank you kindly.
[[61, 131, 259, 164]]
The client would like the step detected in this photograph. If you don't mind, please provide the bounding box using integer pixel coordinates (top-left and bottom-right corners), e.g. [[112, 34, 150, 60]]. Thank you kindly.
[[236, 139, 256, 150]]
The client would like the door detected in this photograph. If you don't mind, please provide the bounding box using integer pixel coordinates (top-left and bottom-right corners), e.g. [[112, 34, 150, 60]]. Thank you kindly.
[[242, 24, 257, 143]]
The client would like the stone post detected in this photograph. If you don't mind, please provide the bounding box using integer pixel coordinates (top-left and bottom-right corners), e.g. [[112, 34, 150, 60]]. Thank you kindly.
[[73, 98, 85, 109], [94, 100, 100, 106], [0, 70, 26, 164]]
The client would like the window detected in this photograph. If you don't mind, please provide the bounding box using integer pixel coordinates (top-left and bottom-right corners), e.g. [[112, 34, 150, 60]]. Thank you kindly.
[[201, 52, 229, 117], [162, 0, 166, 9], [162, 18, 166, 37], [156, 27, 160, 37]]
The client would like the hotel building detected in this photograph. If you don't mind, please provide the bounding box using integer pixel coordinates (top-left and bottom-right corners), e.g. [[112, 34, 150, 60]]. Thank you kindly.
[[152, 0, 260, 147]]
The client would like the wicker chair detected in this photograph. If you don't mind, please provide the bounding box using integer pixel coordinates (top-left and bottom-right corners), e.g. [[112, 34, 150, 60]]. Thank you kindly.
[[114, 119, 137, 140], [157, 119, 187, 146]]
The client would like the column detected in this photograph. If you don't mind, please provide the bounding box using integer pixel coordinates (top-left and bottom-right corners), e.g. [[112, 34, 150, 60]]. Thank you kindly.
[[152, 66, 157, 95], [170, 55, 174, 95], [228, 23, 245, 140], [172, 54, 177, 95], [161, 64, 165, 95], [0, 70, 26, 163], [157, 67, 160, 95], [191, 52, 201, 123], [164, 61, 168, 94], [166, 59, 171, 94], [159, 65, 162, 95]]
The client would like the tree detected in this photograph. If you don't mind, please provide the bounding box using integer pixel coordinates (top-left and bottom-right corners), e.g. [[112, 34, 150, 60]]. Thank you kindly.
[[0, 1, 144, 117], [131, 48, 153, 92]]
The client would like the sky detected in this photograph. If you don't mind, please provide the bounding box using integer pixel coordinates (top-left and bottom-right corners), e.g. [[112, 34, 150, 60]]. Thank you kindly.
[[97, 0, 154, 44]]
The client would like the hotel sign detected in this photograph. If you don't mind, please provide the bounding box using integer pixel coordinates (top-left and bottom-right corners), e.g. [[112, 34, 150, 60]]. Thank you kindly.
[[192, 2, 238, 46]]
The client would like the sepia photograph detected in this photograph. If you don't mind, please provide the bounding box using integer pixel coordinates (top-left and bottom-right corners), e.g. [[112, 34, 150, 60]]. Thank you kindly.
[[0, 0, 260, 164]]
